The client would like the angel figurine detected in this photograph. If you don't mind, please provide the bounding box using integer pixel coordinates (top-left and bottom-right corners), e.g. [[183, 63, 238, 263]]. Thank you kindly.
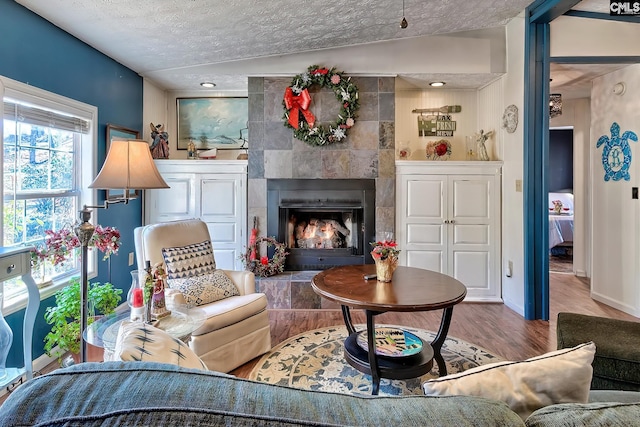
[[150, 262, 171, 319], [475, 129, 493, 161]]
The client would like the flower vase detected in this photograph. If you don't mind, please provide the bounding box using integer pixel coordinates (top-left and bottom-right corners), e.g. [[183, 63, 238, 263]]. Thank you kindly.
[[127, 270, 145, 322], [372, 255, 398, 282]]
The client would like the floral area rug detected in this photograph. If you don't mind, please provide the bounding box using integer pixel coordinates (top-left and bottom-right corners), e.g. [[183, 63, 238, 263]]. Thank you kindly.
[[249, 325, 502, 396]]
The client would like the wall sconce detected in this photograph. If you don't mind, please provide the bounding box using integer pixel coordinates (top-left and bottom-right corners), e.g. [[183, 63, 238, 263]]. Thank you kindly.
[[549, 93, 562, 118]]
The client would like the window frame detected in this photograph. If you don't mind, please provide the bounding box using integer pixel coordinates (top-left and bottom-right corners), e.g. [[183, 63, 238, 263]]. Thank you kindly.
[[0, 75, 98, 316]]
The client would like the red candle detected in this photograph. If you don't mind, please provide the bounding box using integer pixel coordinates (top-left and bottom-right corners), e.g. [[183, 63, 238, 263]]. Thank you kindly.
[[132, 288, 144, 307]]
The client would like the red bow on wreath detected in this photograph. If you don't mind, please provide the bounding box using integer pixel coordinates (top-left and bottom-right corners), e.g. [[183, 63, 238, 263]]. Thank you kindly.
[[284, 87, 316, 129]]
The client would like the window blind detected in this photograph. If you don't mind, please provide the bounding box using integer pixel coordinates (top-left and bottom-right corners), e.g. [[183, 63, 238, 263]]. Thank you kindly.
[[4, 100, 90, 134]]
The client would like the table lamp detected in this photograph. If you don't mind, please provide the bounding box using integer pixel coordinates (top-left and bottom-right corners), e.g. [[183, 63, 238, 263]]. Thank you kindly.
[[76, 139, 169, 362]]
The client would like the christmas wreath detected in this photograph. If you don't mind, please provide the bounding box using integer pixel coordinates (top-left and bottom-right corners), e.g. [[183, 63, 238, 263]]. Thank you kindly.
[[241, 237, 289, 277], [283, 65, 359, 146]]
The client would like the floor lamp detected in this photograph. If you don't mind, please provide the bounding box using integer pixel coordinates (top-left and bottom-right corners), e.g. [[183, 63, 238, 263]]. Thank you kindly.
[[76, 140, 168, 363]]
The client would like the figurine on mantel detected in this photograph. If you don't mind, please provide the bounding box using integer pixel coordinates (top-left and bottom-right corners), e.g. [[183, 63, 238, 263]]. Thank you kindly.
[[475, 129, 493, 161], [150, 123, 170, 159]]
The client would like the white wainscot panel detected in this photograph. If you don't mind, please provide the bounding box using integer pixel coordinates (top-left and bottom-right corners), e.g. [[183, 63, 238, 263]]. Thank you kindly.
[[211, 249, 237, 271], [407, 250, 443, 273], [201, 180, 236, 216], [453, 251, 489, 290], [407, 224, 443, 244], [453, 225, 489, 245], [407, 180, 443, 218], [158, 178, 191, 216], [208, 223, 237, 244]]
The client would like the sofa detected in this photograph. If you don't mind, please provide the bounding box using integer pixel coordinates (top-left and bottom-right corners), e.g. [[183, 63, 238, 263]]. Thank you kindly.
[[557, 312, 640, 391], [2, 362, 639, 427]]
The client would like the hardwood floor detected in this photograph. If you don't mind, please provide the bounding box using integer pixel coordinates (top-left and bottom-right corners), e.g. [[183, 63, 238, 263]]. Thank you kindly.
[[2, 272, 637, 405]]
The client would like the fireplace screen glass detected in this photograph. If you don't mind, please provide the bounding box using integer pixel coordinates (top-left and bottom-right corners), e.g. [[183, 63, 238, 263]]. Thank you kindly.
[[286, 210, 357, 250]]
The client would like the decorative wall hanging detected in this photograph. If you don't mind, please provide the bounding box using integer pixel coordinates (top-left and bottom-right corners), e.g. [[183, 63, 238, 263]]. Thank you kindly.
[[413, 106, 461, 138], [596, 122, 638, 182], [283, 65, 359, 146], [501, 105, 518, 133], [426, 140, 451, 160], [549, 94, 562, 118], [177, 97, 248, 150]]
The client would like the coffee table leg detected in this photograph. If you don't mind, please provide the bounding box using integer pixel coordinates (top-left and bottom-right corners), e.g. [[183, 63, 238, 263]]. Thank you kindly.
[[365, 310, 381, 395], [341, 305, 355, 335], [431, 306, 454, 376]]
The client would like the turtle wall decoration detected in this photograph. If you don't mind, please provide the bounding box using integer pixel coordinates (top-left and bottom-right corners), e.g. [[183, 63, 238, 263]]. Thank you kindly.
[[596, 122, 638, 182]]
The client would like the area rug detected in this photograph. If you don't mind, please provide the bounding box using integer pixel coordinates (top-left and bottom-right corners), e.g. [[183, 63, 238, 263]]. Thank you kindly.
[[550, 254, 573, 273], [249, 325, 502, 396]]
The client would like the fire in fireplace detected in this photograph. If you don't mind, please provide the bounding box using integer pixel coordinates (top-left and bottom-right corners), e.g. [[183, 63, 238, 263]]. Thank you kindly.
[[267, 179, 375, 270]]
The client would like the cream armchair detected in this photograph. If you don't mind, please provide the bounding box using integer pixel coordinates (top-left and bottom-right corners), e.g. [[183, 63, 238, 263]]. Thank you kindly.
[[134, 219, 271, 373]]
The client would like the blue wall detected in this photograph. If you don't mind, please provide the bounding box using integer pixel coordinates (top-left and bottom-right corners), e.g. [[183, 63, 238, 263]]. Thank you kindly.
[[1, 0, 144, 365]]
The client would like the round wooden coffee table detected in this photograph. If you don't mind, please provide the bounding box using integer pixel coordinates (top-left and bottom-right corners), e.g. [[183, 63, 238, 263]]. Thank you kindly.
[[312, 265, 467, 395]]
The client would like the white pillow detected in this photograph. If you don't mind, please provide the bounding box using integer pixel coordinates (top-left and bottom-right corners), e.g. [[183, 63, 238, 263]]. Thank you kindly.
[[113, 321, 208, 371], [422, 341, 595, 420], [166, 270, 239, 306]]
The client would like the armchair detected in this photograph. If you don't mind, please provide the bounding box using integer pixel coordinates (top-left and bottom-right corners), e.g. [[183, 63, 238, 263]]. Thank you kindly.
[[134, 219, 271, 373]]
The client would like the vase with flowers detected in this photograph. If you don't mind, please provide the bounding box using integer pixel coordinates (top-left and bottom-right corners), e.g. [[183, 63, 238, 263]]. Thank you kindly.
[[370, 237, 400, 282]]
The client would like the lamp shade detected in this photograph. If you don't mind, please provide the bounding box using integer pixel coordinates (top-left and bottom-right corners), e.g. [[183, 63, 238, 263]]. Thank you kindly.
[[89, 140, 169, 191]]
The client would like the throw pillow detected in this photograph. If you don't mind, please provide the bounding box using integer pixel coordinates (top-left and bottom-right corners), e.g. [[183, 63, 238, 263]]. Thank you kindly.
[[113, 321, 208, 371], [162, 240, 216, 279], [166, 270, 239, 306], [422, 341, 596, 420]]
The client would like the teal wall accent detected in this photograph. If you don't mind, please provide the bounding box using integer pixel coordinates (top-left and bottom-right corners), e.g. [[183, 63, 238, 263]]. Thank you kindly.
[[1, 0, 144, 365]]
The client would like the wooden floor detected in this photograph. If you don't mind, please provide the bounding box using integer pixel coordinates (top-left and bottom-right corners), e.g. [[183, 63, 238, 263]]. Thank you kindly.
[[2, 272, 638, 405]]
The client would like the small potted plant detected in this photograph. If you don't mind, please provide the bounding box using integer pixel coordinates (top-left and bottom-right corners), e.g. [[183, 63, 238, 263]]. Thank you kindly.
[[44, 278, 122, 364]]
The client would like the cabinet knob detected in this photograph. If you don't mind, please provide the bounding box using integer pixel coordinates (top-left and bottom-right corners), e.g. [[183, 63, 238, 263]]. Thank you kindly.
[[450, 220, 455, 224], [7, 264, 15, 274], [444, 220, 450, 224]]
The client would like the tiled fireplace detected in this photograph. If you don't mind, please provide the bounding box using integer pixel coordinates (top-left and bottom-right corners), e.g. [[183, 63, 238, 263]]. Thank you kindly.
[[247, 75, 396, 308]]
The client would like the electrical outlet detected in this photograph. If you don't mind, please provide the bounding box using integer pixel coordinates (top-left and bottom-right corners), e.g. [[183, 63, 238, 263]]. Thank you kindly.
[[506, 260, 513, 278], [128, 252, 134, 266], [515, 180, 522, 192]]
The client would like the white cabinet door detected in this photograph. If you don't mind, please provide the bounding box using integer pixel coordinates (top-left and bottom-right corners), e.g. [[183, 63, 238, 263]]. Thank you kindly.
[[448, 176, 495, 300], [396, 161, 502, 302], [144, 160, 248, 271], [145, 173, 196, 223], [400, 175, 447, 273], [200, 174, 245, 271]]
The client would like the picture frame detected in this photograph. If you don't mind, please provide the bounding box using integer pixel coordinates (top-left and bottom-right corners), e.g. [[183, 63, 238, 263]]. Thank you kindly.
[[105, 124, 140, 200], [177, 97, 248, 150]]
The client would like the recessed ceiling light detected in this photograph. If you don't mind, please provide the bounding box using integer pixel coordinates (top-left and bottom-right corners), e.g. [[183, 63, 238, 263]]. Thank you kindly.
[[200, 82, 216, 88], [429, 81, 445, 87]]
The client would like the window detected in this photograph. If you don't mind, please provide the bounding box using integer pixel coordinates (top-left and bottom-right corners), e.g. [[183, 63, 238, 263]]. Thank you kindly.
[[1, 76, 97, 314]]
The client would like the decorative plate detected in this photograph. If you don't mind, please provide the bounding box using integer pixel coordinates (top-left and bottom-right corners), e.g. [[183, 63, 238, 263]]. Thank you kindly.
[[356, 327, 423, 358], [426, 139, 452, 160]]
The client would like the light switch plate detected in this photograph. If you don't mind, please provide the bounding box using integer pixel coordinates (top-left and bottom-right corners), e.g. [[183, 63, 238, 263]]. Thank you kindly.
[[515, 179, 522, 192], [128, 252, 134, 266]]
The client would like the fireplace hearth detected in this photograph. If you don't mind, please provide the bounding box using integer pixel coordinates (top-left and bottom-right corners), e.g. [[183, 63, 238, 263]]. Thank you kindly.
[[267, 179, 375, 270]]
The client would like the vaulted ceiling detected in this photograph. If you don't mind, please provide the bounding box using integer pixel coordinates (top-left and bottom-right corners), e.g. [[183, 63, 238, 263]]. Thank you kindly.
[[16, 0, 631, 95]]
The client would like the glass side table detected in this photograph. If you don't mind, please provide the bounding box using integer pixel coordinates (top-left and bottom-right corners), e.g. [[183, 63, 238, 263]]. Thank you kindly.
[[84, 304, 205, 361]]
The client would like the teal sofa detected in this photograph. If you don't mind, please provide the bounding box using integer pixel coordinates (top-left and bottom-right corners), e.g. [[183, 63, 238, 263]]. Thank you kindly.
[[1, 362, 639, 426]]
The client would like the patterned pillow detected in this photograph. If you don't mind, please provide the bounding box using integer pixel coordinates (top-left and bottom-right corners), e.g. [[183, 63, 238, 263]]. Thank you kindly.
[[166, 270, 239, 306], [162, 240, 216, 279], [113, 321, 208, 370]]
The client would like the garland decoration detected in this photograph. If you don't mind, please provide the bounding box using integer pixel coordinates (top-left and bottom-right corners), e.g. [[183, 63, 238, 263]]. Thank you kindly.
[[283, 65, 359, 146], [241, 237, 289, 277]]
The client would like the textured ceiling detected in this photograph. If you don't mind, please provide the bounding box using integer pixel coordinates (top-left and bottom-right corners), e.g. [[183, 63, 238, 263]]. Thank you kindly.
[[15, 0, 620, 94]]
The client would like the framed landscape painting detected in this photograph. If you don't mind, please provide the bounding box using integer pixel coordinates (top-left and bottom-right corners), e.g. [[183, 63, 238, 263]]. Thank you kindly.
[[177, 97, 248, 150], [105, 124, 140, 200]]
